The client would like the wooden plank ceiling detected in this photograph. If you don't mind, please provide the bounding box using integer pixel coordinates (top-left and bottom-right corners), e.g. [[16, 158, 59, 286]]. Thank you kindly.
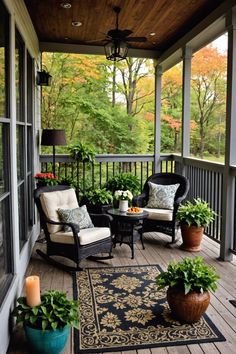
[[24, 0, 224, 52]]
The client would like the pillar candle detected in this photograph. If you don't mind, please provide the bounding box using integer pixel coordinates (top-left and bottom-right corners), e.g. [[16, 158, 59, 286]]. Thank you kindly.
[[25, 276, 41, 307]]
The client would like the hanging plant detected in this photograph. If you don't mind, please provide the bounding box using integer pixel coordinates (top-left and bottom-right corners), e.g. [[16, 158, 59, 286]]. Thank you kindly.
[[68, 142, 95, 163]]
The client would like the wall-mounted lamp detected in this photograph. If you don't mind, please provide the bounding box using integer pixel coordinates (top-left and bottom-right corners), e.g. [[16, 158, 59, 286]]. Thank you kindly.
[[36, 70, 52, 86]]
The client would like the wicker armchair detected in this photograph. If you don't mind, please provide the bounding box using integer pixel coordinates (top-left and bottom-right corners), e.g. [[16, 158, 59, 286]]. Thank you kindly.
[[34, 185, 113, 271], [133, 173, 189, 243]]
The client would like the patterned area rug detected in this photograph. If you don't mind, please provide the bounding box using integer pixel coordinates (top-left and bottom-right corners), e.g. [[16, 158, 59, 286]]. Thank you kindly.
[[73, 265, 225, 353], [229, 300, 236, 307]]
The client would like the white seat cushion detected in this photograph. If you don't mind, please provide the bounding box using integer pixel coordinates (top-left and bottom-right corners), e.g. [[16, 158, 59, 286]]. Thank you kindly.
[[40, 189, 78, 233], [50, 227, 111, 245], [143, 208, 173, 221]]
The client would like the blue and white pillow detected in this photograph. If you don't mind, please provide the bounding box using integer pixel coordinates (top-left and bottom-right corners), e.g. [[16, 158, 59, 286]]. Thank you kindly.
[[146, 182, 180, 209], [57, 205, 94, 232]]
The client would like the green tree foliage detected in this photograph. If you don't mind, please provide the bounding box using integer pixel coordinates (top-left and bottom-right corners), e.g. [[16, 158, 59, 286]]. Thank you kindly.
[[42, 53, 151, 154]]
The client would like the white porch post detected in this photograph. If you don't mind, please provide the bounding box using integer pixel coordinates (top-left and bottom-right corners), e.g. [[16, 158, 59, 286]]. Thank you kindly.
[[181, 46, 192, 175], [220, 8, 236, 261], [154, 64, 162, 173]]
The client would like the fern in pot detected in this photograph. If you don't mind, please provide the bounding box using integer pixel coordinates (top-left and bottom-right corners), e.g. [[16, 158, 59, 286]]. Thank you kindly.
[[176, 198, 216, 251]]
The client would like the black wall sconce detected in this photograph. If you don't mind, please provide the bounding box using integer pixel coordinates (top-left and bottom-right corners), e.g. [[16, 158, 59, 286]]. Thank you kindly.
[[36, 70, 52, 86]]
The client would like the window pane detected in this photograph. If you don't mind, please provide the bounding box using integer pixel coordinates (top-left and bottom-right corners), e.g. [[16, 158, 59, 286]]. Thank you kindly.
[[27, 52, 33, 123], [15, 30, 24, 122], [0, 1, 9, 117], [0, 123, 9, 195], [16, 125, 24, 180], [18, 183, 26, 249], [0, 197, 11, 286]]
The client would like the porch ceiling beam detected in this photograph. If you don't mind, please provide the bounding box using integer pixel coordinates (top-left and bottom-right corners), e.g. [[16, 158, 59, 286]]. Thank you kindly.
[[158, 0, 236, 71], [39, 42, 160, 59]]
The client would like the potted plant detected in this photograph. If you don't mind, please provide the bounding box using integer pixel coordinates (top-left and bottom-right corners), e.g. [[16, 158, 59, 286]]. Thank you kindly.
[[176, 198, 216, 251], [105, 173, 140, 196], [80, 188, 113, 213], [34, 172, 59, 187], [12, 290, 79, 354], [68, 142, 95, 163], [114, 190, 133, 212], [156, 256, 219, 323]]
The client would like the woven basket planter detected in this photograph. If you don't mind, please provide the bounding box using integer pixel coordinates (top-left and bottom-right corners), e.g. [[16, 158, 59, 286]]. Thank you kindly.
[[167, 286, 210, 323]]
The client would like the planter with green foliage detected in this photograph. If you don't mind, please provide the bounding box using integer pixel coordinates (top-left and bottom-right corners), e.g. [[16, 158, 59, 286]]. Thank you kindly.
[[156, 257, 219, 323], [176, 198, 216, 251], [105, 173, 140, 208], [68, 142, 95, 163], [80, 188, 113, 213], [12, 290, 79, 354]]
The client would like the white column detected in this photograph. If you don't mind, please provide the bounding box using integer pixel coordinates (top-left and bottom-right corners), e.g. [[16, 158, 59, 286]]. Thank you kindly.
[[220, 8, 236, 261], [154, 64, 162, 173]]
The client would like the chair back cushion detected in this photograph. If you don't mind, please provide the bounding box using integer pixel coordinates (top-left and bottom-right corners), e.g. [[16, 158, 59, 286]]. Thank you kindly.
[[40, 188, 78, 233], [57, 205, 94, 232], [146, 182, 180, 209]]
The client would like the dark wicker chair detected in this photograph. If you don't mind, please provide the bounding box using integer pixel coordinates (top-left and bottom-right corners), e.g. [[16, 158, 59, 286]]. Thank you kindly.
[[34, 185, 113, 271], [133, 173, 189, 243]]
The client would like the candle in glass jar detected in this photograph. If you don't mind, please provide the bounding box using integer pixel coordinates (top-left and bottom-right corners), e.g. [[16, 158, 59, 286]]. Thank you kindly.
[[25, 276, 41, 307]]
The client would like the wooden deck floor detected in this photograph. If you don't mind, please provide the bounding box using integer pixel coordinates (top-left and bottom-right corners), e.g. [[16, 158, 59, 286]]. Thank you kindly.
[[7, 231, 236, 354]]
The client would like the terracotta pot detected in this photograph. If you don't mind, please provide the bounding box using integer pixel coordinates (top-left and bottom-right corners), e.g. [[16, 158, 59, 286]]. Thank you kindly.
[[180, 224, 204, 251], [167, 286, 210, 323]]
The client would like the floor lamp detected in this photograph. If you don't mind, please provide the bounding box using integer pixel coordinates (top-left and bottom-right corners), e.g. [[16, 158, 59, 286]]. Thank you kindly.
[[41, 129, 66, 176]]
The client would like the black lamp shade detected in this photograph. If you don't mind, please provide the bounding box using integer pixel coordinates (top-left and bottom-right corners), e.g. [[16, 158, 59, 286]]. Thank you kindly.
[[37, 70, 52, 86], [41, 129, 66, 146], [104, 40, 128, 61]]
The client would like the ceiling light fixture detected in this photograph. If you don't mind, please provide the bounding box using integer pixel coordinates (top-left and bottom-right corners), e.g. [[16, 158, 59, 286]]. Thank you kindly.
[[150, 32, 156, 36], [60, 2, 71, 9], [72, 21, 82, 27]]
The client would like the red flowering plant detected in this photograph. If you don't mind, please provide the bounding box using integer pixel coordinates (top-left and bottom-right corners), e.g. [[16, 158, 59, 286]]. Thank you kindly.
[[34, 172, 59, 186]]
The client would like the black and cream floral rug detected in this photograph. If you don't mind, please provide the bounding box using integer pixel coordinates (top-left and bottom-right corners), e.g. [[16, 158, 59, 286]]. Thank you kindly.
[[73, 265, 225, 353]]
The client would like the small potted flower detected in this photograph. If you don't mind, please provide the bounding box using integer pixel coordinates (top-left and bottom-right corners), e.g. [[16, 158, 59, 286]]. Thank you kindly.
[[34, 172, 59, 187], [114, 190, 133, 212]]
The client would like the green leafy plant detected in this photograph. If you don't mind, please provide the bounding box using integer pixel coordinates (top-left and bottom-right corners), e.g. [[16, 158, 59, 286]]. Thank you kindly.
[[68, 142, 95, 163], [176, 198, 216, 227], [59, 176, 77, 188], [85, 188, 113, 205], [105, 173, 140, 195], [12, 290, 79, 331], [156, 256, 219, 295]]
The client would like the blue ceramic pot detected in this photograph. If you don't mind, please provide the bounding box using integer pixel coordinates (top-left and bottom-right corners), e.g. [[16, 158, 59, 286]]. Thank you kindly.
[[24, 325, 70, 354]]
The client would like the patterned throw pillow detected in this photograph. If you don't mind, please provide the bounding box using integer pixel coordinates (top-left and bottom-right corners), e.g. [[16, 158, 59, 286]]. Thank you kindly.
[[146, 182, 180, 209], [57, 205, 94, 232]]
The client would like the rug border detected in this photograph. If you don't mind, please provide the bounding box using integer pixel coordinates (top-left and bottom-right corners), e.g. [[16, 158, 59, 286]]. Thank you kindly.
[[229, 299, 236, 308], [72, 264, 226, 354]]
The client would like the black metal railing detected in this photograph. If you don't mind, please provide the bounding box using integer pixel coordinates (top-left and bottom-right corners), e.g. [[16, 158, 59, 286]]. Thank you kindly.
[[40, 154, 176, 193]]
